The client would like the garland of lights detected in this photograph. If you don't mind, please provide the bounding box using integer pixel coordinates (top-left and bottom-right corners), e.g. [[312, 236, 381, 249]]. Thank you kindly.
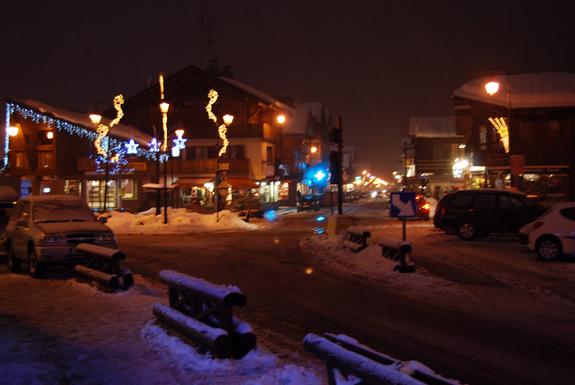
[[205, 89, 231, 157], [3, 102, 162, 174], [488, 116, 510, 153], [94, 94, 124, 156]]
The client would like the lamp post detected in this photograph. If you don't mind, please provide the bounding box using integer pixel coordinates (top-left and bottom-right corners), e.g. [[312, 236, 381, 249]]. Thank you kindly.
[[484, 72, 514, 187], [215, 114, 234, 222], [160, 101, 170, 224], [89, 113, 108, 211]]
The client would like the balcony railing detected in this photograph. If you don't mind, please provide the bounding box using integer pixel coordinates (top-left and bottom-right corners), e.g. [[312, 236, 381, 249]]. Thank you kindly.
[[172, 158, 250, 176]]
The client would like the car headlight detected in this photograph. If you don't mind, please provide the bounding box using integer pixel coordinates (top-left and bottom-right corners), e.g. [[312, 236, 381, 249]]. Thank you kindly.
[[96, 232, 116, 242], [42, 235, 66, 245]]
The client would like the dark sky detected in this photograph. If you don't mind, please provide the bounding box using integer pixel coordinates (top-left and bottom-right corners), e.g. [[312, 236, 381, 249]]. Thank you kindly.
[[2, 0, 575, 176]]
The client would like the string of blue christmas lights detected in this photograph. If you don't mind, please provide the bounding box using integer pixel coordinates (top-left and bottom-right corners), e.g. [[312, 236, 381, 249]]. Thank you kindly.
[[3, 102, 166, 174]]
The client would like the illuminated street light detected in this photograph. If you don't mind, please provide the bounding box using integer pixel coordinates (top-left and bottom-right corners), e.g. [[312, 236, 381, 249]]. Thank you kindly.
[[89, 113, 102, 125], [276, 114, 286, 125], [46, 131, 54, 140], [223, 114, 234, 125], [7, 126, 19, 137], [310, 145, 318, 154], [362, 170, 368, 175], [159, 101, 170, 114], [484, 80, 500, 96]]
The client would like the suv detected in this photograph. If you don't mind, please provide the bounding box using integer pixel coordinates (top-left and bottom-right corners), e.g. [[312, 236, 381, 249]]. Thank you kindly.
[[5, 195, 117, 278], [434, 189, 543, 240]]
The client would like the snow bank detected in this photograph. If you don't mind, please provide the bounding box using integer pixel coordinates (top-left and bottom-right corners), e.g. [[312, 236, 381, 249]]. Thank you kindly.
[[301, 234, 468, 296], [106, 208, 258, 235], [141, 322, 323, 384]]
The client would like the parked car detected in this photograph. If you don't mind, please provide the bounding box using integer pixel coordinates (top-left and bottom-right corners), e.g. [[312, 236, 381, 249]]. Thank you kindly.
[[434, 189, 544, 240], [5, 195, 117, 278], [297, 194, 321, 212], [526, 202, 575, 260]]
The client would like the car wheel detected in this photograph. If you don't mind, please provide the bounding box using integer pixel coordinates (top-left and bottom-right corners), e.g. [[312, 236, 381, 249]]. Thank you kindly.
[[536, 237, 562, 261], [28, 246, 46, 279], [458, 223, 476, 241], [7, 244, 21, 273]]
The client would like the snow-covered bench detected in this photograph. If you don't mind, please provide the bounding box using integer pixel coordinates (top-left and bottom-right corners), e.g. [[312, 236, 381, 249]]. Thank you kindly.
[[379, 237, 415, 273], [75, 243, 133, 291], [154, 270, 256, 359], [341, 226, 371, 252], [304, 333, 459, 385]]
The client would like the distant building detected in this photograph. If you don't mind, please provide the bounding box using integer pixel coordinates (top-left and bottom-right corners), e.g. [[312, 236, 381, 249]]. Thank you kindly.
[[403, 116, 465, 198], [453, 72, 575, 201]]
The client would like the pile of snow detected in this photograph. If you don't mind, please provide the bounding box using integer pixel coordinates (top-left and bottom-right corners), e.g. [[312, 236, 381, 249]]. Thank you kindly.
[[106, 208, 258, 235], [301, 233, 468, 296]]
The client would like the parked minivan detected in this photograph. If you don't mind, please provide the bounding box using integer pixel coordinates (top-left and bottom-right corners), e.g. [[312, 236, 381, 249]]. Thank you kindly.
[[434, 189, 544, 240]]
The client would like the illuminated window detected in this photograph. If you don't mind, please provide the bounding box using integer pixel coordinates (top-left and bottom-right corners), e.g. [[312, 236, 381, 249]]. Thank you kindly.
[[119, 178, 136, 200], [266, 146, 274, 165], [14, 152, 26, 169], [479, 125, 487, 151]]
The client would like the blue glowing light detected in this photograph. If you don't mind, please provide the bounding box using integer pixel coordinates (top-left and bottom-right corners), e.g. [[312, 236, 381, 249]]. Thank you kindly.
[[263, 210, 277, 221], [315, 215, 326, 222], [314, 170, 326, 181]]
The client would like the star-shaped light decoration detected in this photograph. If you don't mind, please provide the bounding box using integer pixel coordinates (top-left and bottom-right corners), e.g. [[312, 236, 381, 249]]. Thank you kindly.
[[148, 138, 161, 152], [172, 136, 187, 150], [124, 139, 139, 154]]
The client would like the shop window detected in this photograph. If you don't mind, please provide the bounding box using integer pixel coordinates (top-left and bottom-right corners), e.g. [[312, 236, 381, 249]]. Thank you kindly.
[[120, 178, 137, 200], [37, 151, 54, 168], [64, 180, 82, 196], [86, 180, 117, 210]]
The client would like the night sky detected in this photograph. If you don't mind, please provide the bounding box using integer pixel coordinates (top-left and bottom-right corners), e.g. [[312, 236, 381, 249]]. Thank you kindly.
[[2, 0, 575, 176]]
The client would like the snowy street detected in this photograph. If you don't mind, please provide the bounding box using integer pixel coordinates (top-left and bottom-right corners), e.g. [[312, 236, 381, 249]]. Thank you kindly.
[[1, 202, 575, 384]]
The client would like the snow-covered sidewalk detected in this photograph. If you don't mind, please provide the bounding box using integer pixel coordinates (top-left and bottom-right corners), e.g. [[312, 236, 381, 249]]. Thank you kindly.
[[0, 269, 322, 385], [105, 208, 258, 235]]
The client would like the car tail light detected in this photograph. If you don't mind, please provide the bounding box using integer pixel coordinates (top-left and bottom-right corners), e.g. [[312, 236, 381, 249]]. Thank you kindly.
[[422, 203, 430, 210], [533, 221, 544, 230]]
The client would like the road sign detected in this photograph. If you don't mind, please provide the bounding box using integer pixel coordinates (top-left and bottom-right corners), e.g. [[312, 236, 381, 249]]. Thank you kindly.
[[390, 192, 417, 218]]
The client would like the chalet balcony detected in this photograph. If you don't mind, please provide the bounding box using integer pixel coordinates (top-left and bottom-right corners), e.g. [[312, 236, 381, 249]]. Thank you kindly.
[[172, 158, 250, 176]]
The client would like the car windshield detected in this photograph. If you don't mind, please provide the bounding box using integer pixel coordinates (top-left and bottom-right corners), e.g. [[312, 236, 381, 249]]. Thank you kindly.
[[33, 200, 95, 223]]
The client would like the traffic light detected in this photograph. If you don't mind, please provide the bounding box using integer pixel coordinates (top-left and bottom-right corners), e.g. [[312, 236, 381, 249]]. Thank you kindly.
[[330, 151, 341, 184], [330, 127, 342, 144]]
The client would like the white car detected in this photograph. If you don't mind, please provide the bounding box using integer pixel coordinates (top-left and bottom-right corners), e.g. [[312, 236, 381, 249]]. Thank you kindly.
[[527, 202, 575, 260]]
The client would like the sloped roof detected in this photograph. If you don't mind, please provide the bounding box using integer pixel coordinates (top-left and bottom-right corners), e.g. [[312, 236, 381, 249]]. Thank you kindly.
[[409, 116, 458, 138], [454, 72, 575, 108], [219, 76, 292, 111], [15, 99, 151, 145]]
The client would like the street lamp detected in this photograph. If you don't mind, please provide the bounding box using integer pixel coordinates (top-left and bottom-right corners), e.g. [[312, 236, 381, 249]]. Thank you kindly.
[[89, 113, 102, 125], [7, 126, 19, 137], [223, 114, 234, 125], [159, 101, 170, 224], [215, 114, 234, 222], [310, 145, 318, 154], [484, 80, 500, 96], [276, 114, 286, 125]]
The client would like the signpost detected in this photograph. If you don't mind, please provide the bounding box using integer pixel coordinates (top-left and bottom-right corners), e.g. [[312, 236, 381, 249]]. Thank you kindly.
[[389, 192, 417, 241]]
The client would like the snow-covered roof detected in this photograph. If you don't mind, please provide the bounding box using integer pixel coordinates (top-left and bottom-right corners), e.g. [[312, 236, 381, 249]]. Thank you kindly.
[[282, 102, 329, 135], [219, 76, 293, 112], [19, 99, 152, 146], [408, 117, 458, 138], [454, 72, 575, 109]]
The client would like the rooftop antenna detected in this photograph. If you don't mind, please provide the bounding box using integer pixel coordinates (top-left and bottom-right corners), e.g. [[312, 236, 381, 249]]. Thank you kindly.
[[201, 0, 215, 64]]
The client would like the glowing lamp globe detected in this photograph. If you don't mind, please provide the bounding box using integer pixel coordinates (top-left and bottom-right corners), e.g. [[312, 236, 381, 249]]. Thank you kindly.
[[89, 114, 102, 125], [159, 102, 170, 114], [223, 114, 234, 125], [7, 126, 19, 137], [175, 128, 185, 138], [310, 145, 318, 154], [46, 131, 54, 140], [484, 81, 500, 96], [276, 114, 286, 125]]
